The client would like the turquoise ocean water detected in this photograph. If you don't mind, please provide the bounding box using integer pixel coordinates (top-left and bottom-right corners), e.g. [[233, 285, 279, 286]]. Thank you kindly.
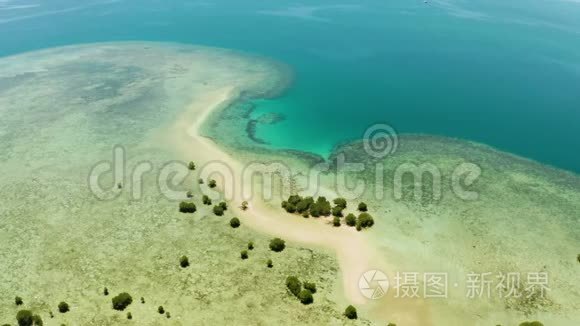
[[1, 0, 579, 172]]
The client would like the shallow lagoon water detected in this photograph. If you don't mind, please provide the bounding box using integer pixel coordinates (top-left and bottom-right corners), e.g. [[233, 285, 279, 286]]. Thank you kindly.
[[1, 0, 580, 172], [1, 0, 579, 325], [0, 43, 350, 325]]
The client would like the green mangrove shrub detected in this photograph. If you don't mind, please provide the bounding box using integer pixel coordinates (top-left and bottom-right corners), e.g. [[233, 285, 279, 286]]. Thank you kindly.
[[230, 217, 240, 228], [16, 310, 42, 326], [180, 256, 190, 268], [333, 198, 347, 209], [58, 302, 69, 313], [303, 281, 317, 294], [269, 238, 286, 252], [112, 293, 133, 311], [32, 315, 42, 326], [286, 276, 302, 297], [208, 179, 217, 188], [213, 205, 224, 216], [282, 195, 333, 217], [344, 305, 357, 319], [345, 213, 356, 227], [358, 212, 375, 228], [298, 289, 313, 305], [358, 202, 368, 212], [16, 310, 32, 326], [179, 201, 197, 213]]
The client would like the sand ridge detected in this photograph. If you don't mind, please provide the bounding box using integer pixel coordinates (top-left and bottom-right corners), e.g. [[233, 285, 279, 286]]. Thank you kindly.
[[169, 85, 432, 325]]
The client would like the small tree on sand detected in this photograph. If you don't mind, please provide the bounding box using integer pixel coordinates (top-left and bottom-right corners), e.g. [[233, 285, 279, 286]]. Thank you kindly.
[[180, 256, 190, 268], [358, 202, 368, 212], [285, 276, 301, 297], [112, 293, 133, 311], [344, 305, 357, 319], [208, 179, 217, 188], [298, 289, 313, 305], [179, 201, 197, 213], [58, 302, 69, 313], [213, 205, 224, 216], [345, 213, 356, 227], [230, 217, 240, 228], [269, 238, 286, 252]]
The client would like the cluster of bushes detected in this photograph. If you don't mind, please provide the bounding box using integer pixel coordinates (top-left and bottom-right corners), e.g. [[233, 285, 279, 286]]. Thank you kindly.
[[213, 201, 227, 216], [285, 276, 316, 305], [179, 201, 197, 213], [282, 195, 333, 217], [202, 195, 212, 205], [208, 179, 217, 188], [12, 290, 183, 324], [344, 212, 375, 230], [158, 306, 171, 318], [15, 310, 43, 326], [357, 213, 374, 229], [281, 195, 375, 230]]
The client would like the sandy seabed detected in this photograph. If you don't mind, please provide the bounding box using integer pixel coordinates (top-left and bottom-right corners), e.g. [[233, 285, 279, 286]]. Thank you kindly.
[[0, 42, 578, 326]]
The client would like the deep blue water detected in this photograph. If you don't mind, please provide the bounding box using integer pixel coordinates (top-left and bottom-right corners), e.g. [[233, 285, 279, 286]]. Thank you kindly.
[[1, 0, 579, 172]]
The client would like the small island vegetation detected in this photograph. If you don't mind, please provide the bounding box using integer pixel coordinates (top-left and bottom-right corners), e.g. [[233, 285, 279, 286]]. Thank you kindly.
[[269, 238, 286, 252], [179, 201, 197, 213], [112, 292, 133, 311]]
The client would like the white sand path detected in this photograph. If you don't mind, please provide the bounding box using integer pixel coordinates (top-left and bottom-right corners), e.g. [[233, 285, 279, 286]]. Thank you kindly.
[[169, 86, 431, 325]]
